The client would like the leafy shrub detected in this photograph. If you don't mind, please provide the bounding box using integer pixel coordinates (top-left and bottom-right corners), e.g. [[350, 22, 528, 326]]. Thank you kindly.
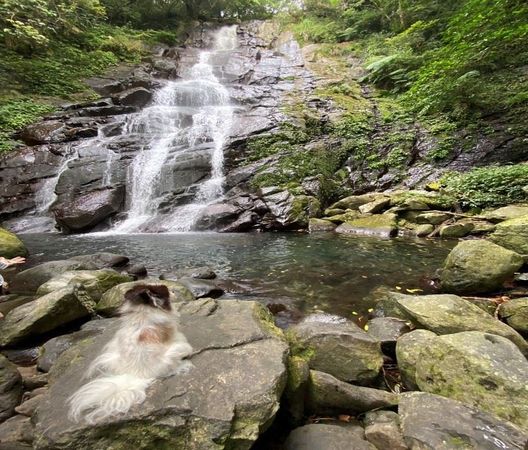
[[0, 98, 54, 152], [441, 164, 528, 208]]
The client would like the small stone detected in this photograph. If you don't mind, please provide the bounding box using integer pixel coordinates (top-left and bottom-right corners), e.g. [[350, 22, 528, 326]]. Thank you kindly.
[[415, 212, 451, 225], [366, 317, 411, 356], [499, 297, 528, 333], [308, 218, 337, 232], [307, 370, 398, 415], [438, 222, 474, 238], [363, 411, 408, 450], [415, 224, 433, 237], [285, 423, 375, 450], [15, 393, 46, 417], [358, 197, 390, 214]]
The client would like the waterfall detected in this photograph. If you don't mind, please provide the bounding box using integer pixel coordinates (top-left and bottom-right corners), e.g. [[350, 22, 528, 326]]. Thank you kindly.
[[113, 25, 237, 233]]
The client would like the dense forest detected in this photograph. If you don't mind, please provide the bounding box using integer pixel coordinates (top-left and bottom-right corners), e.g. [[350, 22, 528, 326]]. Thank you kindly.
[[1, 0, 527, 202]]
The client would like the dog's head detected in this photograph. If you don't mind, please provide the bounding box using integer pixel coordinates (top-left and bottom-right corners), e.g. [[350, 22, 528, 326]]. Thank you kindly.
[[124, 284, 172, 311]]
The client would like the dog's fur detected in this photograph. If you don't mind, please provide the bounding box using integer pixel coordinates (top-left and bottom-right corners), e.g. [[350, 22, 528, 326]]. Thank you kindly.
[[68, 285, 192, 424]]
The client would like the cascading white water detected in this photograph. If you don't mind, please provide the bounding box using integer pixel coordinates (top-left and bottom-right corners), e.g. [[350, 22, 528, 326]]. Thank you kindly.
[[113, 25, 237, 233]]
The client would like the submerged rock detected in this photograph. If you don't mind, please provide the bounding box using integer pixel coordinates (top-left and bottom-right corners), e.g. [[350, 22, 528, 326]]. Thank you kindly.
[[288, 315, 384, 384], [0, 286, 94, 348], [440, 239, 523, 294], [415, 331, 528, 429], [34, 300, 288, 450], [0, 354, 23, 423], [390, 292, 528, 353], [0, 228, 28, 259], [399, 392, 527, 450]]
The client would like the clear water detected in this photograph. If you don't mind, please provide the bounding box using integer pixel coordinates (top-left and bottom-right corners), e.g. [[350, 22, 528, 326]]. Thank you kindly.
[[20, 233, 453, 326]]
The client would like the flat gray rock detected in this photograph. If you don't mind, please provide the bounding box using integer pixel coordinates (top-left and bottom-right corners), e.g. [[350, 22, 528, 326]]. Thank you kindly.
[[33, 299, 288, 450], [399, 392, 528, 450], [284, 423, 375, 450]]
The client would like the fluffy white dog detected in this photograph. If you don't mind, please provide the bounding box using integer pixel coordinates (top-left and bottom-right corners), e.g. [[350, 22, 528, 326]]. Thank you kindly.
[[68, 284, 192, 424]]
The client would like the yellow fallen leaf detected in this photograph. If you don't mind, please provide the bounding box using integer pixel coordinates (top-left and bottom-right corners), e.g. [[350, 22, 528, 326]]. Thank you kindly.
[[395, 286, 402, 290], [406, 288, 423, 294], [364, 325, 369, 331]]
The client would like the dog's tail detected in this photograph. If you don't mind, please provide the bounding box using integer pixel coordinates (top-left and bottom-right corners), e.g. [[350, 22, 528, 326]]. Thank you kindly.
[[68, 374, 152, 424]]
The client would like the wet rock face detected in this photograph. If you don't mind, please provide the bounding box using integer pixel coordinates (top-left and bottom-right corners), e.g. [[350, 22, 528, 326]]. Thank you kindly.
[[0, 22, 316, 234], [33, 299, 289, 450], [0, 354, 23, 423]]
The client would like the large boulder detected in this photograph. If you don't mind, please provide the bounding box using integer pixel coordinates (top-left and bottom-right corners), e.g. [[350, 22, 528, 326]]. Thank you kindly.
[[263, 192, 321, 229], [307, 370, 398, 415], [389, 292, 528, 354], [499, 298, 528, 333], [284, 423, 374, 450], [399, 392, 528, 450], [308, 218, 336, 232], [53, 187, 125, 232], [489, 215, 528, 260], [329, 194, 382, 211], [9, 260, 99, 295], [96, 279, 194, 315], [0, 286, 94, 347], [111, 87, 153, 108], [483, 205, 528, 222], [415, 331, 528, 429], [36, 269, 133, 301], [0, 354, 23, 423], [395, 329, 437, 390], [33, 299, 289, 450], [0, 228, 28, 258], [440, 239, 523, 294], [288, 315, 384, 385], [335, 213, 398, 238]]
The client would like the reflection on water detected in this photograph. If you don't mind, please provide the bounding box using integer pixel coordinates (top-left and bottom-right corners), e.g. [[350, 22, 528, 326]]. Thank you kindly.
[[20, 233, 454, 322]]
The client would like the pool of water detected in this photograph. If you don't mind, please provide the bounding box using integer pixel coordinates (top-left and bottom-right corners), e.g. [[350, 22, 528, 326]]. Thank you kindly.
[[20, 232, 454, 326]]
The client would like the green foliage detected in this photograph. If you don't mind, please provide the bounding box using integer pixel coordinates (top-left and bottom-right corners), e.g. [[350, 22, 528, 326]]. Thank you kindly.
[[0, 98, 54, 152], [441, 164, 528, 208]]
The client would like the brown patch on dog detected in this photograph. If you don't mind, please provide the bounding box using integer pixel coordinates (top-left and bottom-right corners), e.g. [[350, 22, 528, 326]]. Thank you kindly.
[[138, 325, 174, 344]]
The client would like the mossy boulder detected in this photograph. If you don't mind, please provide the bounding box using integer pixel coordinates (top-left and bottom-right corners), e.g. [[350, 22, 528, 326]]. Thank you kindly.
[[489, 215, 528, 260], [415, 331, 528, 430], [329, 194, 381, 211], [389, 190, 455, 210], [441, 239, 524, 294], [395, 330, 437, 390], [0, 228, 28, 259], [415, 211, 451, 225], [287, 315, 384, 384], [335, 213, 398, 238], [358, 197, 390, 214], [36, 269, 133, 301], [289, 195, 321, 227], [389, 292, 528, 354], [96, 279, 194, 315], [34, 299, 289, 450], [483, 205, 528, 223], [324, 210, 362, 224], [499, 298, 528, 334], [0, 286, 94, 348], [415, 224, 434, 237], [399, 392, 528, 450], [308, 218, 336, 232], [438, 222, 474, 238]]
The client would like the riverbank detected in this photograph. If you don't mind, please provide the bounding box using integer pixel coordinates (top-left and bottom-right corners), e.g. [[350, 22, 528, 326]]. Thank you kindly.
[[0, 228, 527, 448]]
